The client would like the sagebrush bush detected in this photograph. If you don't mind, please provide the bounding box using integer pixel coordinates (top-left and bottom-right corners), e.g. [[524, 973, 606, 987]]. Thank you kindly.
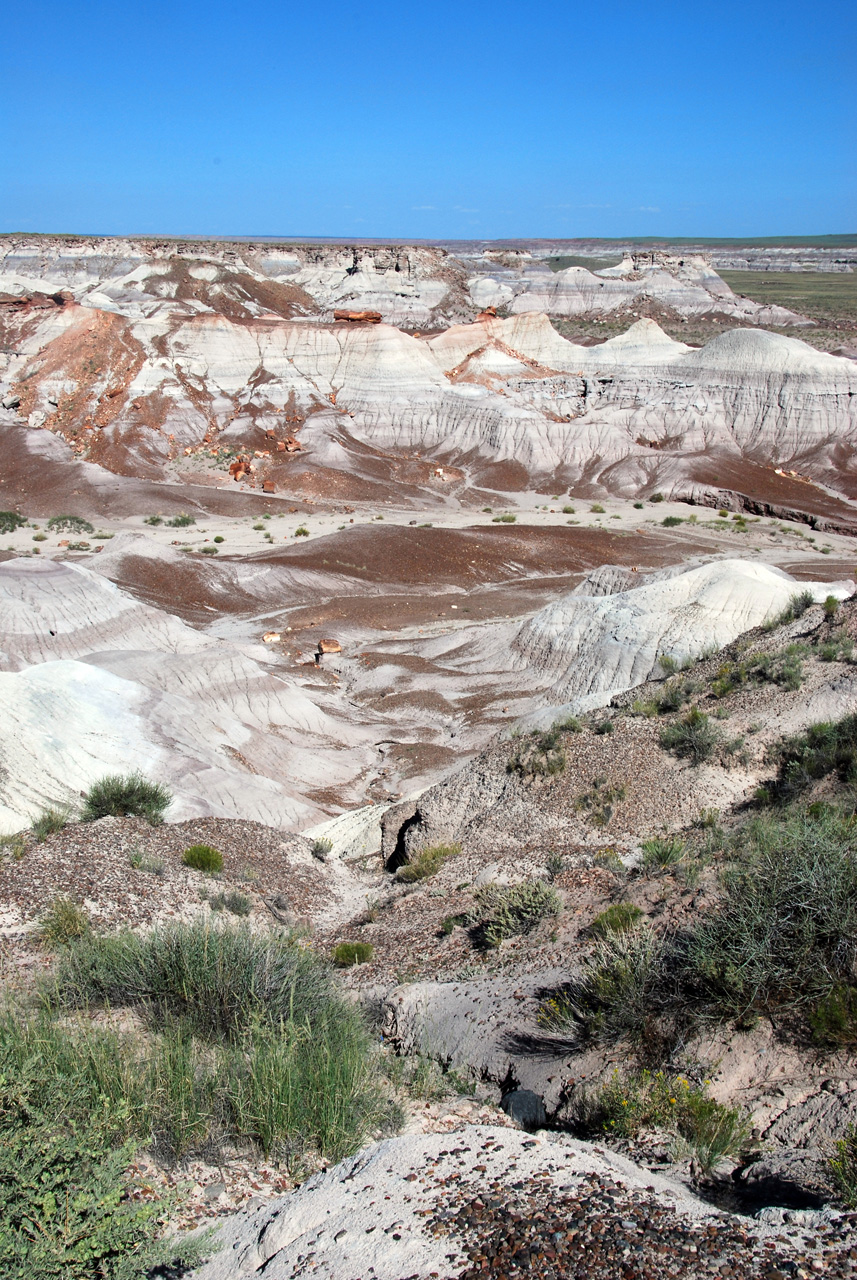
[[209, 890, 252, 917], [81, 772, 171, 824], [467, 880, 560, 949], [183, 843, 223, 873], [166, 513, 195, 527], [682, 805, 857, 1027], [396, 842, 460, 883], [660, 707, 722, 764]]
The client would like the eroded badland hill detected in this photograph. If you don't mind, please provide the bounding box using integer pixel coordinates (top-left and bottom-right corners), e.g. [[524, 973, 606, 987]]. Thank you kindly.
[[2, 235, 857, 1279]]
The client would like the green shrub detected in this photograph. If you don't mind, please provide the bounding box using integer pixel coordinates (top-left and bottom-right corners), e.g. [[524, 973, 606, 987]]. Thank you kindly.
[[332, 941, 374, 967], [0, 1073, 204, 1280], [649, 493, 664, 503], [660, 707, 722, 764], [575, 778, 626, 828], [0, 511, 26, 534], [682, 805, 857, 1026], [589, 903, 644, 937], [641, 835, 685, 871], [31, 806, 70, 841], [39, 896, 90, 947], [200, 544, 218, 554], [253, 522, 265, 531], [144, 515, 163, 525], [819, 630, 854, 663], [508, 726, 566, 778], [213, 534, 224, 543], [294, 525, 310, 536], [545, 850, 565, 882], [831, 1125, 857, 1208], [492, 513, 517, 523], [46, 515, 95, 535], [166, 513, 195, 527], [633, 501, 644, 509], [824, 594, 840, 618], [81, 772, 171, 824], [586, 1069, 751, 1175], [661, 515, 683, 527], [32, 532, 47, 542], [594, 719, 614, 735], [539, 927, 665, 1044], [209, 890, 253, 917], [590, 503, 605, 514], [768, 713, 857, 799], [397, 842, 460, 883], [562, 505, 575, 514], [311, 836, 333, 861], [765, 588, 815, 630], [183, 844, 223, 873], [467, 881, 560, 949]]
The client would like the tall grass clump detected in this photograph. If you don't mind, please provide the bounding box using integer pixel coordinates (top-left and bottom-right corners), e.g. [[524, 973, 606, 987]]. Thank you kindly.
[[31, 805, 71, 841], [81, 772, 171, 824], [831, 1125, 857, 1208], [539, 927, 668, 1044], [765, 714, 857, 800], [660, 707, 722, 765], [396, 842, 460, 883], [31, 920, 386, 1165], [183, 843, 224, 873], [765, 588, 815, 630]]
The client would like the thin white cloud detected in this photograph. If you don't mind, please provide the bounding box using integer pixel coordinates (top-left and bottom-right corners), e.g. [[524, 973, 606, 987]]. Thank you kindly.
[[639, 206, 660, 212], [412, 205, 436, 210], [454, 206, 479, 213]]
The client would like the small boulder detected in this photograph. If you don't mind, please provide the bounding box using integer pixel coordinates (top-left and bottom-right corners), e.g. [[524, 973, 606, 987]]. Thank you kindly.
[[2, 393, 21, 410], [500, 1089, 546, 1132]]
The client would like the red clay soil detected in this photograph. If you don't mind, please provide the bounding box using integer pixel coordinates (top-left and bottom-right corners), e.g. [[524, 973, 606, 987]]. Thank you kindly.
[[255, 523, 710, 586], [0, 422, 313, 520], [685, 454, 857, 531]]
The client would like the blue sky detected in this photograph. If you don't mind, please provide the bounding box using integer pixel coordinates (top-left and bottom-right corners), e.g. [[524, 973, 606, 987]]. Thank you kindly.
[[2, 0, 854, 239]]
